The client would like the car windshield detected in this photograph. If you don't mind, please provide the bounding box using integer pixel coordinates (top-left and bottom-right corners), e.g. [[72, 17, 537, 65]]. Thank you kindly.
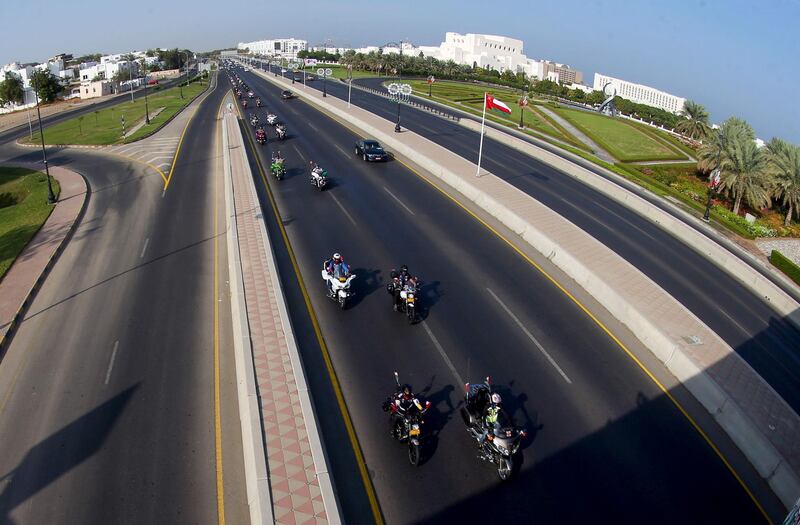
[[364, 142, 383, 152]]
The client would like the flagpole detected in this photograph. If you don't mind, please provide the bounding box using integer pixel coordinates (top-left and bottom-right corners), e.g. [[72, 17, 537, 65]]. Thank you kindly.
[[476, 92, 487, 177]]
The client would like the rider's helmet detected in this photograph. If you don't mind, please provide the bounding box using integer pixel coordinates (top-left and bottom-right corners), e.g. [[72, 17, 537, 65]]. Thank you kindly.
[[491, 393, 502, 405], [400, 264, 409, 274], [401, 384, 413, 399], [332, 253, 342, 263]]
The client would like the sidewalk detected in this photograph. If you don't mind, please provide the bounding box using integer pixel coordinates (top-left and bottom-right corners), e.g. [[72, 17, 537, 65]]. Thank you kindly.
[[222, 99, 340, 524], [0, 165, 87, 353], [253, 66, 800, 507]]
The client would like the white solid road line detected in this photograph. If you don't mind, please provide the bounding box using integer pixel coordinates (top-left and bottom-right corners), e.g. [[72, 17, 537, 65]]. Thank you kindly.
[[422, 321, 464, 386], [330, 194, 357, 226], [487, 288, 573, 384], [308, 122, 319, 132], [104, 341, 119, 386], [383, 186, 415, 216], [140, 237, 150, 259]]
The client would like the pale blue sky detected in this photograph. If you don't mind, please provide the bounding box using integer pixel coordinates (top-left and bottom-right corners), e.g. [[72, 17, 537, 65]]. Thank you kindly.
[[2, 0, 797, 142]]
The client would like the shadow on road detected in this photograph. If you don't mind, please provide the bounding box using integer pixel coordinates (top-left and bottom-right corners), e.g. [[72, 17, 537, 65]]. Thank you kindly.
[[0, 384, 139, 523]]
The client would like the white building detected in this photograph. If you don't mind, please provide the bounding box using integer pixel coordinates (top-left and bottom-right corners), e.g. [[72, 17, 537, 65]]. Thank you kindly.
[[238, 38, 307, 60], [78, 59, 138, 82], [422, 32, 529, 74], [593, 73, 686, 114], [79, 79, 114, 99]]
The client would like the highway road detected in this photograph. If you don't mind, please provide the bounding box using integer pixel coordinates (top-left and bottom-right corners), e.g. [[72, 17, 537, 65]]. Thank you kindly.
[[257, 65, 800, 416], [233, 66, 776, 523], [0, 74, 248, 523]]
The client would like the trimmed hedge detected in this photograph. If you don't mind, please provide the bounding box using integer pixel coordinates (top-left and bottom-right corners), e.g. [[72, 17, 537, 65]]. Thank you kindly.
[[770, 250, 800, 285]]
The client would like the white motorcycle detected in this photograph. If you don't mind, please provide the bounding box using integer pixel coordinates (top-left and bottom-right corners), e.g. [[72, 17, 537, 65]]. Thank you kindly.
[[266, 113, 279, 126], [321, 269, 356, 309], [311, 166, 328, 191]]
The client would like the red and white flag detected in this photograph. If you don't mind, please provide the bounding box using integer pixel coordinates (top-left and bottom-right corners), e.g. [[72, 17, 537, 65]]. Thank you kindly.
[[485, 93, 512, 114]]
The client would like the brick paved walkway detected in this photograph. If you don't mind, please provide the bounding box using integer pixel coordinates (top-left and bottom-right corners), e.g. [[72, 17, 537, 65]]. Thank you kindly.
[[224, 104, 336, 524]]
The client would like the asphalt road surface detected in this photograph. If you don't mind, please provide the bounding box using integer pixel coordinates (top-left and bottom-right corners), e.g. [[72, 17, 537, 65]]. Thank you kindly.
[[0, 74, 248, 524], [232, 67, 775, 524], [306, 71, 800, 415]]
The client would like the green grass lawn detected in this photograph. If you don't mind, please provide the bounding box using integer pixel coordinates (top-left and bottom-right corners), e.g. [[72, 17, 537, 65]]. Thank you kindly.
[[403, 80, 588, 149], [552, 107, 685, 162], [24, 80, 207, 146], [0, 167, 61, 280]]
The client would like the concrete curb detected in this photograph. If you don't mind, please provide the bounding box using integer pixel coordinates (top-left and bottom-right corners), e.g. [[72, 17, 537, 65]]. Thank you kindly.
[[222, 107, 274, 525], [224, 101, 343, 523], [251, 66, 800, 508], [0, 167, 89, 357]]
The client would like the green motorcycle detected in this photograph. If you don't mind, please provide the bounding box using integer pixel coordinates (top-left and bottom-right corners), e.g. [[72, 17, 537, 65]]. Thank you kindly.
[[270, 160, 286, 181]]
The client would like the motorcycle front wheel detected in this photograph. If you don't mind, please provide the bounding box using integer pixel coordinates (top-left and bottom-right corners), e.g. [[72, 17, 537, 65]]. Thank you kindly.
[[497, 456, 513, 481], [408, 442, 420, 466], [406, 305, 415, 324], [338, 295, 346, 309]]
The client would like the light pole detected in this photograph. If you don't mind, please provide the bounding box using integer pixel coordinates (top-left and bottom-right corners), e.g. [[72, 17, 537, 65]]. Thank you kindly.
[[129, 60, 135, 102], [33, 89, 56, 204], [387, 82, 411, 132], [518, 87, 528, 129], [142, 61, 150, 124], [318, 68, 332, 97], [347, 64, 353, 108]]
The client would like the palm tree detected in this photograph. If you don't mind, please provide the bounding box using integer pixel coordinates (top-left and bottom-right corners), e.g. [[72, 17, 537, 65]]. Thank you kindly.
[[767, 138, 800, 226], [676, 100, 710, 140], [697, 117, 754, 172], [717, 130, 771, 215]]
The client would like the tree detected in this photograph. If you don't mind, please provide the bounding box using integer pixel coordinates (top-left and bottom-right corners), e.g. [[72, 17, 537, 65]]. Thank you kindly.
[[716, 128, 771, 215], [0, 72, 24, 107], [30, 69, 63, 103], [676, 100, 710, 140], [767, 138, 800, 226], [697, 117, 753, 172]]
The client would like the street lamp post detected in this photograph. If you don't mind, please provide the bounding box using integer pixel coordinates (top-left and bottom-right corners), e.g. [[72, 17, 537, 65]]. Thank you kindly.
[[33, 90, 56, 204], [142, 61, 150, 124], [318, 68, 332, 97], [519, 87, 528, 129], [387, 82, 411, 133]]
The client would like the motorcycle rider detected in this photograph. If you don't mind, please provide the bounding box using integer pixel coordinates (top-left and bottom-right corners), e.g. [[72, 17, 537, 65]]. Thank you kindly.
[[478, 393, 503, 448], [388, 265, 416, 311], [271, 150, 285, 173], [323, 253, 350, 294], [389, 384, 425, 437]]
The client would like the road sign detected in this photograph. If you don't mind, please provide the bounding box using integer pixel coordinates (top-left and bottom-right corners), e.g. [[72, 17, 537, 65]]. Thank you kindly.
[[325, 68, 333, 76], [387, 83, 400, 95], [427, 75, 435, 84], [317, 68, 325, 76], [519, 95, 529, 107], [399, 84, 412, 96]]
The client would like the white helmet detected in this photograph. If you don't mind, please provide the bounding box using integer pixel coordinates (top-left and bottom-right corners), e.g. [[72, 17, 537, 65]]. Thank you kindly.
[[491, 393, 502, 405], [332, 253, 342, 262]]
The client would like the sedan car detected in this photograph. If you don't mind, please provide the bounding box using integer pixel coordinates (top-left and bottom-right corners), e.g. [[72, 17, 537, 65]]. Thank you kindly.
[[280, 90, 294, 100], [354, 139, 389, 162]]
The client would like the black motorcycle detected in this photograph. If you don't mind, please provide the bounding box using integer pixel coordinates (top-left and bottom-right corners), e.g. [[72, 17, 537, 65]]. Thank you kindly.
[[387, 278, 420, 324], [382, 372, 431, 466], [460, 378, 526, 481]]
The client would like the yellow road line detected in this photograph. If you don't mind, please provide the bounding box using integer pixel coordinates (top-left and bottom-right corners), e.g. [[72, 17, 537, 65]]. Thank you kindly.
[[279, 92, 771, 523], [234, 99, 385, 525], [214, 94, 227, 525], [164, 72, 219, 191]]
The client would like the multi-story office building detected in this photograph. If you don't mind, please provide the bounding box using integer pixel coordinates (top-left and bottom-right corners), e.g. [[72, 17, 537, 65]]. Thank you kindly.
[[237, 38, 308, 60], [593, 73, 686, 114]]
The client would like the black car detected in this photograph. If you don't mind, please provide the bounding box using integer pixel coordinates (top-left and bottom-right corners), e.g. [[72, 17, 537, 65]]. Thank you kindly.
[[280, 90, 294, 99], [355, 140, 389, 162]]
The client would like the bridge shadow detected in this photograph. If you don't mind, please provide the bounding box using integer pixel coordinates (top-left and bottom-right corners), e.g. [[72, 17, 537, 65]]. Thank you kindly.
[[0, 384, 139, 523]]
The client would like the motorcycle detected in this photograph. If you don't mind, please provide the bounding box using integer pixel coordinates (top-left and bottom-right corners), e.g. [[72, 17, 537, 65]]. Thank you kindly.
[[270, 159, 286, 180], [460, 378, 526, 481], [250, 115, 259, 127], [276, 125, 287, 140], [256, 98, 262, 108], [382, 372, 431, 466], [256, 128, 267, 145], [388, 277, 420, 324], [242, 100, 248, 109], [321, 266, 355, 309], [266, 113, 279, 126], [310, 165, 328, 191]]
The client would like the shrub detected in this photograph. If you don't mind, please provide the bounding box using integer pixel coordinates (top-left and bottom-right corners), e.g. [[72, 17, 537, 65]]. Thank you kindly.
[[770, 250, 800, 285], [713, 206, 777, 237]]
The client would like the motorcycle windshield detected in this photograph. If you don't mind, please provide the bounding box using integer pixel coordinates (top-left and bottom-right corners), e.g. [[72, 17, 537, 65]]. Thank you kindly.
[[332, 264, 349, 279]]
